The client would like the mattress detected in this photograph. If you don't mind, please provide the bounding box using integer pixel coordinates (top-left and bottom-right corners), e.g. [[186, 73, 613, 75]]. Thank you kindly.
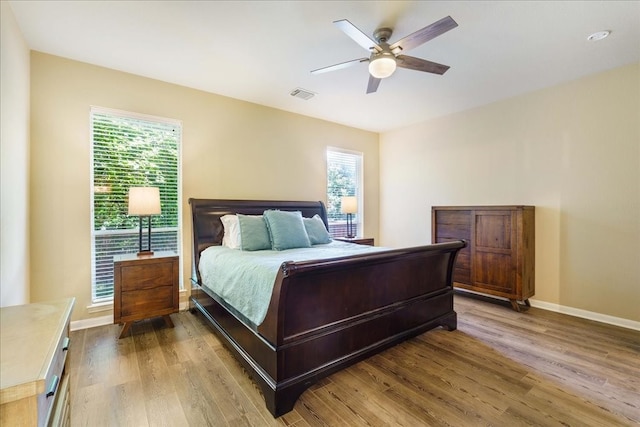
[[198, 240, 386, 325]]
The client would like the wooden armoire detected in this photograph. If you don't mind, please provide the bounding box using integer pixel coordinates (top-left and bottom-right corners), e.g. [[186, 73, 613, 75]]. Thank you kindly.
[[432, 205, 535, 311]]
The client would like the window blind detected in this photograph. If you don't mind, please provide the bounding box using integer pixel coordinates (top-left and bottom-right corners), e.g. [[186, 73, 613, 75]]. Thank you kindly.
[[90, 107, 181, 302], [326, 148, 363, 237]]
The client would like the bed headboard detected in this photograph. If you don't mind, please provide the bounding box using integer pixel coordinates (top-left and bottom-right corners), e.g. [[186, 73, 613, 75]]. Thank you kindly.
[[188, 198, 329, 284]]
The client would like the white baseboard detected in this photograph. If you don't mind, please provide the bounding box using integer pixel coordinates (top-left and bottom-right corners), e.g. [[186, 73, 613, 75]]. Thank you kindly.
[[529, 299, 640, 331], [71, 314, 113, 331], [456, 288, 639, 331], [71, 295, 639, 332]]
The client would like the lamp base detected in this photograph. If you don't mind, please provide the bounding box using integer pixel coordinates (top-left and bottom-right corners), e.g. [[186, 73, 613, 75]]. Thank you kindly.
[[137, 250, 154, 257], [345, 212, 355, 239]]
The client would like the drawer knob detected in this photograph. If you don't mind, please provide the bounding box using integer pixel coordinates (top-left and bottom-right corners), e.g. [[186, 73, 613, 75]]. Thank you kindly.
[[62, 336, 70, 351], [46, 375, 60, 398]]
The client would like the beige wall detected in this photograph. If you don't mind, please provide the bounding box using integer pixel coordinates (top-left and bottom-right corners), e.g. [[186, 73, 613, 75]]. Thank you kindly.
[[1, 2, 31, 307], [30, 52, 379, 322], [380, 63, 640, 322], [20, 49, 640, 324]]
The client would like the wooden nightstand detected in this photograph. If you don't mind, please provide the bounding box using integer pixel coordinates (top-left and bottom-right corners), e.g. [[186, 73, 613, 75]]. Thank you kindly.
[[334, 237, 375, 246], [113, 251, 179, 338]]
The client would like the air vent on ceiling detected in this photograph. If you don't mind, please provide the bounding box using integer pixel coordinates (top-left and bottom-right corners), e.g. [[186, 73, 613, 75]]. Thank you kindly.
[[290, 88, 316, 100]]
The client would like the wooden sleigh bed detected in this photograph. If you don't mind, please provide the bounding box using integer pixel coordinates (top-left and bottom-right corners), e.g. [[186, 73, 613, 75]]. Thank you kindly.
[[188, 198, 465, 417]]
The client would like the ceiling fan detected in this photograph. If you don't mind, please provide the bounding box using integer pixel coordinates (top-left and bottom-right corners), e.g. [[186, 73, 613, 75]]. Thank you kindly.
[[311, 16, 458, 94]]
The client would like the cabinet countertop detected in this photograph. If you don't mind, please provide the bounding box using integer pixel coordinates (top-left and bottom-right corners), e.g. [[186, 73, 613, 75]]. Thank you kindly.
[[0, 298, 75, 404]]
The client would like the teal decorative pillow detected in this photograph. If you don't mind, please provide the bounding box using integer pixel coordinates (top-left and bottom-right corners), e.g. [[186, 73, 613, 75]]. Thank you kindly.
[[263, 210, 311, 250], [303, 214, 332, 245], [237, 214, 271, 251]]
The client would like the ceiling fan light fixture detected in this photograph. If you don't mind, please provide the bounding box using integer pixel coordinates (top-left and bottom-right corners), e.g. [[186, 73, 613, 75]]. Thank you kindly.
[[368, 55, 397, 79], [587, 30, 610, 41]]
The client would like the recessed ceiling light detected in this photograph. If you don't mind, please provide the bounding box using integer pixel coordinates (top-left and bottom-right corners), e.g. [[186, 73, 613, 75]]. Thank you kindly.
[[587, 30, 611, 41]]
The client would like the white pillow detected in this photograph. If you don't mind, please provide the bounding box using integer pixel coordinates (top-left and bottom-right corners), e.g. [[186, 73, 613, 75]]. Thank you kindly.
[[220, 214, 241, 249]]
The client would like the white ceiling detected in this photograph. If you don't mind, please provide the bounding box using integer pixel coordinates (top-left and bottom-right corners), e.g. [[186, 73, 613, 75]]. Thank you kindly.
[[8, 1, 640, 132]]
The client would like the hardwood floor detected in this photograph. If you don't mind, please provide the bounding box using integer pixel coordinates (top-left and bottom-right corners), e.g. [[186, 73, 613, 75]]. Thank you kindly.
[[69, 294, 640, 426]]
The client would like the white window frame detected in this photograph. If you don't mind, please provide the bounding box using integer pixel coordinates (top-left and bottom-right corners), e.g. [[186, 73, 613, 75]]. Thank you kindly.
[[326, 147, 364, 238], [89, 106, 182, 303]]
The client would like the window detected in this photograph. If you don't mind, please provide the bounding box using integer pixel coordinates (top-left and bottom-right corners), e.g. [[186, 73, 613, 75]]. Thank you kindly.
[[326, 148, 363, 238], [90, 107, 181, 302]]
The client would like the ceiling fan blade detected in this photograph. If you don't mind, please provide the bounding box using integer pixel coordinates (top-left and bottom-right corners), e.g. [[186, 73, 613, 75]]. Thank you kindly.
[[334, 19, 382, 53], [396, 55, 450, 75], [366, 75, 381, 94], [311, 57, 369, 74], [389, 16, 458, 54]]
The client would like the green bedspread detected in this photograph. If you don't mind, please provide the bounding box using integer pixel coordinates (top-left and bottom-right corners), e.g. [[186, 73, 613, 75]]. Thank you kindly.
[[198, 240, 386, 326]]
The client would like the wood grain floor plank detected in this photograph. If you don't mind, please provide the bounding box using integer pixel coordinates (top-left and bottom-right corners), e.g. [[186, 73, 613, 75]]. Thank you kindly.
[[68, 295, 639, 426], [106, 379, 149, 426], [145, 391, 190, 427], [109, 327, 143, 387], [176, 333, 265, 426], [335, 359, 398, 395], [131, 320, 176, 401], [291, 389, 346, 427], [390, 340, 516, 418], [183, 342, 261, 424], [184, 308, 225, 350], [277, 411, 305, 426], [74, 324, 123, 389], [198, 364, 261, 427], [71, 382, 111, 427], [68, 328, 85, 394], [371, 351, 503, 426], [523, 373, 635, 427], [212, 345, 288, 426], [153, 316, 196, 367], [416, 333, 533, 396], [322, 369, 417, 426], [311, 380, 389, 427], [457, 314, 612, 387], [168, 360, 227, 426]]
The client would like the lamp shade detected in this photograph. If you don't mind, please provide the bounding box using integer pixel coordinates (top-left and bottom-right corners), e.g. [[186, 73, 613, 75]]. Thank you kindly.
[[341, 196, 358, 214], [128, 187, 161, 216], [368, 55, 397, 79]]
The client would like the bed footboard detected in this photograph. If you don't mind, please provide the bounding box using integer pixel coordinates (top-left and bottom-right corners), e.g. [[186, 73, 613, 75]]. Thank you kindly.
[[190, 240, 465, 417], [188, 198, 465, 417]]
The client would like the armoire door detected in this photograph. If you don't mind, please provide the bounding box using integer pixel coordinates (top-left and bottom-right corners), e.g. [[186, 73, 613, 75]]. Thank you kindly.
[[472, 210, 517, 295]]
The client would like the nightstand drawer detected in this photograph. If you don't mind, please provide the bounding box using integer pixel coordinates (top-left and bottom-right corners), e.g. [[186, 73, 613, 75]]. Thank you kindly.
[[120, 262, 174, 291], [120, 286, 174, 319]]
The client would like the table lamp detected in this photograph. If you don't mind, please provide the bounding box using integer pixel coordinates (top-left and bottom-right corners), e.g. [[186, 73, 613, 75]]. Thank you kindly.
[[341, 196, 358, 238], [128, 187, 161, 256]]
